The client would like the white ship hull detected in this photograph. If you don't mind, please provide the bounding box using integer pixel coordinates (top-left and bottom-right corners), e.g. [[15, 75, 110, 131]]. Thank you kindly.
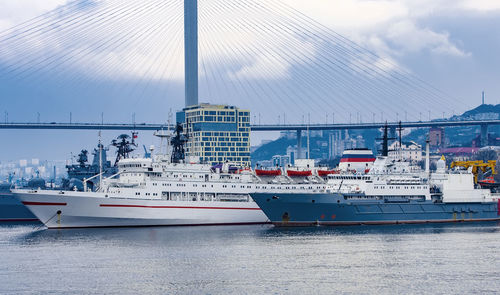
[[13, 190, 268, 229]]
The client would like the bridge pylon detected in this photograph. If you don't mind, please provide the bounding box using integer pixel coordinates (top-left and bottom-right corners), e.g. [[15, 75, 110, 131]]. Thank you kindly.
[[184, 0, 198, 107]]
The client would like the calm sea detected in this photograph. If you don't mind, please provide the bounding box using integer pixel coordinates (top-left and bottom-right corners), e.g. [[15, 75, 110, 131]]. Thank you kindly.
[[0, 222, 499, 294]]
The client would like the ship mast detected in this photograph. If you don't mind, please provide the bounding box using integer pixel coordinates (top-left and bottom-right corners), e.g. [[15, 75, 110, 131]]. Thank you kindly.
[[99, 131, 102, 190]]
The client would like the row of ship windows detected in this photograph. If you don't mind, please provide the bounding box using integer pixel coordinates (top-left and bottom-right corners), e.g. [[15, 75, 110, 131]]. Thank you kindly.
[[125, 173, 142, 176], [121, 164, 146, 168], [205, 157, 250, 162], [221, 185, 253, 189], [146, 183, 324, 190], [331, 176, 371, 180], [255, 186, 324, 190], [135, 192, 158, 196], [374, 186, 424, 189], [134, 174, 241, 181], [132, 182, 331, 191]]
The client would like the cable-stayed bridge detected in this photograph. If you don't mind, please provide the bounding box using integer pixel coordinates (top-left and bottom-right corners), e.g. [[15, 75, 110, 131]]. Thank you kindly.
[[0, 0, 478, 120], [0, 0, 495, 149]]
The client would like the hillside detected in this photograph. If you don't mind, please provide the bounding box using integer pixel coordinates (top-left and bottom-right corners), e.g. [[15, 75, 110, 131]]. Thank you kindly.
[[450, 104, 500, 121], [251, 104, 500, 163]]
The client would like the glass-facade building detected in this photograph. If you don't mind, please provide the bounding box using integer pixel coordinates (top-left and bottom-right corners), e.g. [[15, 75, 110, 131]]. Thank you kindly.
[[177, 104, 251, 167]]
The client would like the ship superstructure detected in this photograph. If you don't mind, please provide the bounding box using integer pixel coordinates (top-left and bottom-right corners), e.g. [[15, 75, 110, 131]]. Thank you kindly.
[[338, 148, 376, 173]]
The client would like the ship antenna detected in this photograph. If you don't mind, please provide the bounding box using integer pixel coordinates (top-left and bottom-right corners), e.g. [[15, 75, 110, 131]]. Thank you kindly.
[[98, 131, 102, 191], [398, 121, 403, 160], [168, 108, 173, 132], [307, 114, 310, 159], [376, 122, 395, 157]]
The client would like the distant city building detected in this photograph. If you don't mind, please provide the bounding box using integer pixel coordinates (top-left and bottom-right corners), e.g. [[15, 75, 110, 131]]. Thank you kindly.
[[429, 127, 445, 148], [389, 141, 423, 163], [272, 154, 291, 167], [286, 145, 296, 165], [177, 103, 251, 167]]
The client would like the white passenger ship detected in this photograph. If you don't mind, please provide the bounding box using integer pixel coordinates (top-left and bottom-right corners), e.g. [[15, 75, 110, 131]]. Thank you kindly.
[[13, 127, 268, 228]]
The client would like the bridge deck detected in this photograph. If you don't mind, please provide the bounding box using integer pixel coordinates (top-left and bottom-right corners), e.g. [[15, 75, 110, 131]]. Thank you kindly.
[[0, 120, 499, 131]]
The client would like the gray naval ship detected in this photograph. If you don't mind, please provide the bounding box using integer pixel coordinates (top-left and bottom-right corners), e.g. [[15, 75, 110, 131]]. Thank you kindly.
[[63, 133, 138, 190], [250, 126, 500, 226], [251, 156, 500, 226], [0, 174, 37, 221], [0, 133, 138, 222]]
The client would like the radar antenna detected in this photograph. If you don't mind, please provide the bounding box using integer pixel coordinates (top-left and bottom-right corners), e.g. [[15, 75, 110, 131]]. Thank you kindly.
[[77, 150, 89, 167], [170, 123, 188, 163], [111, 132, 138, 165]]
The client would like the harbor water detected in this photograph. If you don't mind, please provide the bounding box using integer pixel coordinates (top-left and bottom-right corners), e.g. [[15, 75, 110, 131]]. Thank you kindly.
[[1, 222, 500, 294]]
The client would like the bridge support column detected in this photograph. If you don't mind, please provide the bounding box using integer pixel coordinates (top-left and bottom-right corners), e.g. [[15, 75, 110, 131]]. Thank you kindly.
[[297, 130, 302, 159], [480, 124, 488, 147]]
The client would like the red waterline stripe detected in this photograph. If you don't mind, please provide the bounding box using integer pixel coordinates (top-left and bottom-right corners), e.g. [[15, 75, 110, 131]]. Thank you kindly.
[[99, 204, 261, 210], [22, 201, 67, 206]]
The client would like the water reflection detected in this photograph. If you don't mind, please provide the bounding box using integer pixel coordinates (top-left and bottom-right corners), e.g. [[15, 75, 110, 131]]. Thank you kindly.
[[4, 220, 499, 247], [0, 222, 499, 294]]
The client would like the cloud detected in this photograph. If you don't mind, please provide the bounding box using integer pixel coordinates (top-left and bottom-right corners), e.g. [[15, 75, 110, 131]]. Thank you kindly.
[[0, 0, 491, 90], [386, 20, 470, 57], [283, 0, 474, 59], [0, 0, 68, 31], [460, 0, 500, 12]]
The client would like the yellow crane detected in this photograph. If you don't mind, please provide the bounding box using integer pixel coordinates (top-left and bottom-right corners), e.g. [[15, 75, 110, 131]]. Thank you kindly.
[[450, 160, 497, 183]]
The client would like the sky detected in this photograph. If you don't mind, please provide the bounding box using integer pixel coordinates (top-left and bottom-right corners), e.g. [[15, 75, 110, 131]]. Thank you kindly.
[[0, 0, 499, 162]]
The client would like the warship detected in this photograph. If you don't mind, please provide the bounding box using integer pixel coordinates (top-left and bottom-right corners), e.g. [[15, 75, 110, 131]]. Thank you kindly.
[[1, 133, 137, 221], [250, 126, 500, 226]]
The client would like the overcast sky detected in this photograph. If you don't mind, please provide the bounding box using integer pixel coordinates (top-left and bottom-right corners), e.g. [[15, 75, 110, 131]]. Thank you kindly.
[[0, 0, 499, 162]]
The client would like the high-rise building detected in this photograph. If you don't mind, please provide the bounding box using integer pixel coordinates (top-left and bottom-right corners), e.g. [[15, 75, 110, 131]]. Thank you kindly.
[[429, 127, 445, 148], [177, 104, 251, 167]]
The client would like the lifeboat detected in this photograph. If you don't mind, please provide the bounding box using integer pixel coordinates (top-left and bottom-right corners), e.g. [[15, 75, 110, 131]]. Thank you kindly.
[[255, 169, 281, 176], [287, 170, 312, 177], [481, 176, 495, 184], [478, 176, 500, 188], [317, 169, 339, 177]]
